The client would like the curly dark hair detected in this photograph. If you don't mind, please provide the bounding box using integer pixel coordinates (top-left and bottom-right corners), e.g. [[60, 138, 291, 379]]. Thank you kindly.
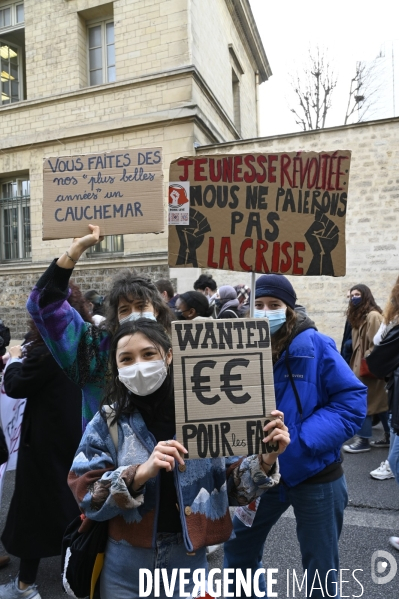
[[103, 270, 174, 335], [102, 319, 174, 425], [346, 284, 382, 329], [25, 281, 93, 355]]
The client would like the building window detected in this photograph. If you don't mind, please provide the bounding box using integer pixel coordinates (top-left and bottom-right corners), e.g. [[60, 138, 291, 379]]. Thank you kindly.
[[232, 69, 241, 133], [88, 20, 115, 86], [87, 235, 123, 256], [0, 2, 23, 27], [0, 177, 31, 261], [1, 40, 20, 103], [0, 1, 25, 105]]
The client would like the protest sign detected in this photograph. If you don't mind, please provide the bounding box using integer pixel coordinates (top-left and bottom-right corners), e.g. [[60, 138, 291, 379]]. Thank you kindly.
[[172, 318, 276, 459], [168, 151, 351, 276], [43, 148, 164, 239], [0, 364, 26, 508], [0, 365, 25, 472]]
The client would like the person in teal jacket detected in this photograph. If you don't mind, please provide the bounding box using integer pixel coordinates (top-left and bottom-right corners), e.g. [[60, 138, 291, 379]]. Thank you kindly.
[[224, 274, 367, 599]]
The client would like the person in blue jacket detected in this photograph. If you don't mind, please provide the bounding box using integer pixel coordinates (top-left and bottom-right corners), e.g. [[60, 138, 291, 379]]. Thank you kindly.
[[224, 274, 367, 599]]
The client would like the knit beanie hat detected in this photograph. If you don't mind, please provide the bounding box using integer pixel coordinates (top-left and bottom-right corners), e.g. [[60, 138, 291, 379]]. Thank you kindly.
[[255, 274, 297, 310]]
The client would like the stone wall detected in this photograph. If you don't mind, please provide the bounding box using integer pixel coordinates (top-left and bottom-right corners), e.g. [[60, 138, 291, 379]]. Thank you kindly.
[[191, 117, 399, 347], [0, 261, 169, 340], [25, 0, 190, 100]]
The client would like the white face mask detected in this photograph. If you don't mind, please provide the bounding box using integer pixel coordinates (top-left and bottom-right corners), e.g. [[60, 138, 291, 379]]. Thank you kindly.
[[118, 360, 167, 396], [119, 311, 156, 325]]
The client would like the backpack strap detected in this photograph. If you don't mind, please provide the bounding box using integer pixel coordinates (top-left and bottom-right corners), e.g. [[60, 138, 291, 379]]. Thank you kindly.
[[220, 309, 238, 318], [103, 405, 118, 451], [285, 345, 303, 418]]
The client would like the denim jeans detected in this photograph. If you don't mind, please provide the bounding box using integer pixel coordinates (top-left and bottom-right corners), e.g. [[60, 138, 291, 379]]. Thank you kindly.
[[100, 532, 207, 599], [388, 432, 399, 485], [358, 411, 389, 439], [224, 475, 348, 599]]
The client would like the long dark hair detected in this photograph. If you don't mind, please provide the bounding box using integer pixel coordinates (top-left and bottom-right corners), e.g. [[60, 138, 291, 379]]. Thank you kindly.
[[346, 284, 382, 329], [103, 270, 174, 335], [270, 306, 297, 363], [102, 319, 174, 425], [25, 281, 93, 355]]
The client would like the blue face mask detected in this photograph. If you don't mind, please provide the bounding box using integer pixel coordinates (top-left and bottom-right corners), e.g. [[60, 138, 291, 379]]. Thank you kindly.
[[119, 311, 156, 325], [351, 297, 362, 306], [254, 308, 287, 335]]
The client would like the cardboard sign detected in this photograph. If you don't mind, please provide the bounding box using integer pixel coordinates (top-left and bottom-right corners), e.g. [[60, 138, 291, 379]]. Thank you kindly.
[[172, 318, 276, 459], [168, 151, 351, 276], [43, 149, 164, 240]]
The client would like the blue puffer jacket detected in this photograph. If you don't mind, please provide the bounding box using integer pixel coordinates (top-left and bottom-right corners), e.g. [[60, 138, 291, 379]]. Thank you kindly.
[[274, 315, 367, 487]]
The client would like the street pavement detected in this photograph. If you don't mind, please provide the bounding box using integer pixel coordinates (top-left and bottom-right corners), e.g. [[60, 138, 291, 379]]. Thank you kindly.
[[0, 423, 397, 598]]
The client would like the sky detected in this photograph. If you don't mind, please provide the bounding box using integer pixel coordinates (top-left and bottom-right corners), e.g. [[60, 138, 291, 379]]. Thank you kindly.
[[249, 0, 399, 136]]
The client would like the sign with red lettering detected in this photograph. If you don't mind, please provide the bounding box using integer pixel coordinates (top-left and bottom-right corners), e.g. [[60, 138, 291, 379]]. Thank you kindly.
[[172, 318, 276, 459], [42, 149, 164, 240], [168, 151, 351, 276]]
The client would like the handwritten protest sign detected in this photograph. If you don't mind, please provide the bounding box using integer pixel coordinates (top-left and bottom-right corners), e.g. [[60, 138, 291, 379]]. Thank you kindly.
[[43, 148, 164, 240], [168, 151, 351, 276], [172, 318, 276, 459], [0, 365, 26, 508]]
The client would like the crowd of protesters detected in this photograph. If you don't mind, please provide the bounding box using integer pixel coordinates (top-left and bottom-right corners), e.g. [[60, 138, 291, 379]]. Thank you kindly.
[[0, 223, 397, 598]]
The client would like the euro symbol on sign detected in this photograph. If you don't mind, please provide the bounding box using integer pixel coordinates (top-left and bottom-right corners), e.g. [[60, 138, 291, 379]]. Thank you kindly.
[[191, 360, 221, 405], [191, 358, 252, 405], [220, 358, 251, 404]]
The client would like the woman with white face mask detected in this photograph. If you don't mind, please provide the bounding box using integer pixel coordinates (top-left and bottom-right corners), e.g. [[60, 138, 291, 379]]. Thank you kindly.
[[27, 225, 173, 430], [224, 274, 368, 599], [68, 319, 290, 599]]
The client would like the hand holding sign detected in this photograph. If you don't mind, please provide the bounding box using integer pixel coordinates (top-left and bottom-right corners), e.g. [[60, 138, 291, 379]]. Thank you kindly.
[[261, 410, 290, 472], [72, 224, 105, 251], [56, 224, 104, 269], [131, 440, 188, 491], [8, 346, 22, 359], [305, 209, 340, 276]]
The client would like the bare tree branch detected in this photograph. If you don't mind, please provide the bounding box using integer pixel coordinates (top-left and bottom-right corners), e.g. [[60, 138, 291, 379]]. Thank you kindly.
[[289, 47, 338, 131], [344, 58, 382, 125]]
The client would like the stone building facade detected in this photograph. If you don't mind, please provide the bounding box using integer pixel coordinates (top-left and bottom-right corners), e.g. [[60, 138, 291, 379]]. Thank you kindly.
[[192, 117, 399, 346], [0, 0, 270, 338]]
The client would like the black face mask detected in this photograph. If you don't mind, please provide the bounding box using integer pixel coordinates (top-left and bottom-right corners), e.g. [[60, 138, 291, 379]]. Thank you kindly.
[[175, 310, 187, 320]]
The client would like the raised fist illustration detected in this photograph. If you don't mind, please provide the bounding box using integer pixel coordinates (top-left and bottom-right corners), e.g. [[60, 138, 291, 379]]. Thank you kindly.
[[175, 208, 211, 267], [305, 209, 339, 276]]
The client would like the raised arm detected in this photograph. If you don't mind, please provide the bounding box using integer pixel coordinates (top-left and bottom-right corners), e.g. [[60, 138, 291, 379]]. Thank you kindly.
[[26, 225, 109, 391]]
